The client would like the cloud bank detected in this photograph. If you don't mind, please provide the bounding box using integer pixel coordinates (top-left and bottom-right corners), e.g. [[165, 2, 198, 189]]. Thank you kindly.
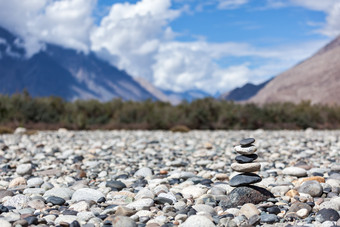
[[0, 0, 338, 94]]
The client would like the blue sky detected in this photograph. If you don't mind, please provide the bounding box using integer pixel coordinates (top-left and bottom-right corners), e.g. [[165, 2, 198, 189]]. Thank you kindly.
[[0, 0, 339, 94]]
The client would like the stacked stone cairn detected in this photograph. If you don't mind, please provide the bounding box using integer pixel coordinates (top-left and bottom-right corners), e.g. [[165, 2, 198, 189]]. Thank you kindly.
[[229, 137, 262, 187], [220, 137, 273, 209]]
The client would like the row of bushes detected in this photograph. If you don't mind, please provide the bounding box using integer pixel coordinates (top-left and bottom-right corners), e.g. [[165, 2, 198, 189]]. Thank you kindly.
[[1, 92, 340, 130]]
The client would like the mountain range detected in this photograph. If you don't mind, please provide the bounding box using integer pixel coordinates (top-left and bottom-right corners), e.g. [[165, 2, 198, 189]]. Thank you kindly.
[[0, 26, 209, 104], [220, 79, 271, 101], [250, 35, 340, 105], [2, 25, 340, 105]]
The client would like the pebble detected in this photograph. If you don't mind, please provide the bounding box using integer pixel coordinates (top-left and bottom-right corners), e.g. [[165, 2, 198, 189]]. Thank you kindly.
[[0, 219, 11, 227], [220, 186, 273, 208], [235, 154, 258, 163], [46, 196, 66, 205], [72, 188, 105, 202], [315, 208, 340, 223], [261, 213, 279, 223], [0, 130, 339, 226], [239, 203, 260, 219], [234, 145, 257, 155], [16, 164, 32, 175], [298, 180, 323, 197], [239, 138, 255, 146], [44, 187, 74, 200], [282, 167, 307, 177], [9, 177, 26, 188], [179, 215, 215, 227], [231, 162, 261, 172], [126, 198, 154, 210], [134, 167, 153, 178], [229, 173, 262, 187], [110, 216, 136, 227], [181, 185, 207, 199]]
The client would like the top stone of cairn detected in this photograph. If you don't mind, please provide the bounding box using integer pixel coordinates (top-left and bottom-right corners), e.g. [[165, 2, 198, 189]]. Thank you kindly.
[[240, 138, 255, 146]]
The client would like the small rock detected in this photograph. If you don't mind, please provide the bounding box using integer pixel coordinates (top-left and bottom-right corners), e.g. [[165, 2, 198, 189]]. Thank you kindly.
[[235, 154, 258, 163], [240, 138, 255, 146], [179, 215, 215, 227], [9, 177, 27, 188], [298, 180, 323, 197], [282, 167, 307, 177], [16, 164, 32, 175], [315, 208, 340, 223], [134, 167, 153, 178], [72, 188, 105, 202], [261, 213, 279, 224], [231, 163, 261, 172], [115, 206, 136, 216], [234, 145, 257, 155], [239, 203, 260, 219], [4, 194, 30, 209], [182, 186, 207, 199], [126, 198, 154, 210], [0, 219, 11, 227], [27, 177, 44, 187], [220, 186, 273, 208], [106, 181, 126, 191], [111, 216, 136, 227], [296, 208, 309, 218], [229, 173, 262, 187], [44, 187, 74, 200], [46, 196, 66, 205]]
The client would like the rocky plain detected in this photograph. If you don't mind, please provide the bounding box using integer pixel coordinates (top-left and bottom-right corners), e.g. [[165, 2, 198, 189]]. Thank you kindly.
[[0, 129, 340, 226]]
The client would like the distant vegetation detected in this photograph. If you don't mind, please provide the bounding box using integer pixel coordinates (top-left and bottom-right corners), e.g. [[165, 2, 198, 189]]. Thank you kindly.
[[1, 92, 340, 131]]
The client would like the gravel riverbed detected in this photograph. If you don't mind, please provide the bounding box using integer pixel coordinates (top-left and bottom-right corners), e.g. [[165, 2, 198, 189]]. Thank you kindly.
[[0, 129, 340, 227]]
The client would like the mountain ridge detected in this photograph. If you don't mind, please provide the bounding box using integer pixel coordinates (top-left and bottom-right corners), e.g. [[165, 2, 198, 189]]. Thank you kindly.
[[0, 26, 157, 102], [250, 35, 340, 105]]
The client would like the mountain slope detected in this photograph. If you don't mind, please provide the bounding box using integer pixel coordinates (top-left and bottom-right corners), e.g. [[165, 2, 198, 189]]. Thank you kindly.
[[220, 79, 271, 101], [0, 27, 156, 101], [250, 36, 340, 105]]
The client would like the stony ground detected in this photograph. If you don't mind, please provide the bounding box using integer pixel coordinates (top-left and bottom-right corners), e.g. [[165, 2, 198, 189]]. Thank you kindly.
[[0, 129, 340, 227]]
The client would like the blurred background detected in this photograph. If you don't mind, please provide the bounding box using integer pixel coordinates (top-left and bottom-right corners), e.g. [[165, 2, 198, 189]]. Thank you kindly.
[[0, 0, 340, 131]]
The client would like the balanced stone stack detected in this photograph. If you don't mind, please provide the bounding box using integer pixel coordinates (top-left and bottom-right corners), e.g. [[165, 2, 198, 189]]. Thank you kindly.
[[221, 137, 273, 208], [229, 138, 262, 187]]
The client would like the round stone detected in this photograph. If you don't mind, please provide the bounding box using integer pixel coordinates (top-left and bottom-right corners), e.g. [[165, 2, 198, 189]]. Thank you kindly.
[[260, 213, 279, 224], [231, 163, 261, 172], [282, 167, 307, 177], [219, 186, 273, 208], [106, 181, 126, 190], [234, 145, 257, 155], [46, 196, 66, 205], [180, 215, 215, 227], [298, 180, 323, 197], [72, 188, 105, 202], [240, 138, 255, 146], [235, 154, 258, 163], [16, 164, 32, 175], [109, 216, 136, 227], [239, 203, 260, 219], [229, 173, 262, 187], [315, 208, 340, 223]]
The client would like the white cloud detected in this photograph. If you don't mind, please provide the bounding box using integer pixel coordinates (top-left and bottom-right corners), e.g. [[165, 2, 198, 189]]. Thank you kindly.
[[0, 0, 95, 57], [151, 39, 328, 94], [218, 0, 249, 9], [0, 0, 334, 95], [90, 0, 181, 81], [265, 0, 340, 37]]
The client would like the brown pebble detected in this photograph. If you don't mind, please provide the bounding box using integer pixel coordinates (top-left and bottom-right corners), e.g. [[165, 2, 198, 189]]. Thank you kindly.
[[292, 176, 325, 187], [78, 170, 87, 178], [285, 189, 300, 198], [160, 170, 168, 175], [315, 198, 324, 205]]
